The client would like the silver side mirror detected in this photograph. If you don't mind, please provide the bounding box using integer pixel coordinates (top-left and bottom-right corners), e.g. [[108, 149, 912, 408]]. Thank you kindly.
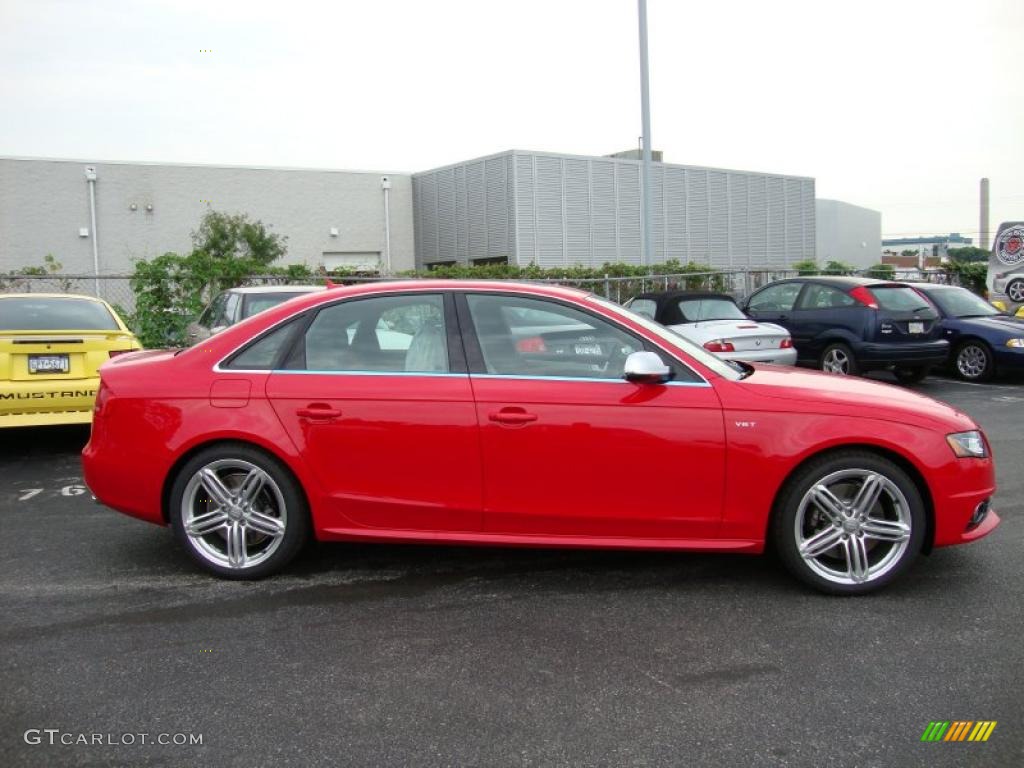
[[623, 351, 672, 384]]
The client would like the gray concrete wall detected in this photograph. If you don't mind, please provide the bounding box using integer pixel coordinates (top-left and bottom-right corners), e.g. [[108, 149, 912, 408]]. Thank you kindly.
[[815, 199, 882, 269], [0, 157, 415, 274]]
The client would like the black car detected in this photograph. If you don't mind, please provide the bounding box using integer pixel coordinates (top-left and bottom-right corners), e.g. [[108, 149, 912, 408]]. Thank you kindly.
[[742, 277, 948, 383], [913, 282, 1024, 382]]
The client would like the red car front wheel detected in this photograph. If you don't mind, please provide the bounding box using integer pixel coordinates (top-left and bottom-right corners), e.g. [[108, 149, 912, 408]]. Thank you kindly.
[[773, 451, 926, 595]]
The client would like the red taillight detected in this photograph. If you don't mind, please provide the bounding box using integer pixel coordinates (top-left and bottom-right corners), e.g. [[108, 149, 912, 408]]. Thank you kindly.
[[703, 339, 736, 353], [849, 286, 880, 309], [515, 336, 547, 353], [779, 337, 793, 349], [94, 380, 110, 414], [108, 349, 134, 359]]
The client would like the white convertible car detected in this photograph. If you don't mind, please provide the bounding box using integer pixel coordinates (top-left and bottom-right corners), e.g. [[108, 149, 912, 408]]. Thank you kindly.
[[624, 291, 797, 366]]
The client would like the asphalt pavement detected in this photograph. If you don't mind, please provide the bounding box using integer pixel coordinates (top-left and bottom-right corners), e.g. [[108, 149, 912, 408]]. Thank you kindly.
[[1, 374, 1022, 767]]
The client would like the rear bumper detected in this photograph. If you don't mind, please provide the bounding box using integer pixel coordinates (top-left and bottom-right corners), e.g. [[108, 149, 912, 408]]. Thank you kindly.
[[0, 409, 92, 428], [853, 340, 949, 367], [723, 348, 798, 366], [0, 376, 99, 427]]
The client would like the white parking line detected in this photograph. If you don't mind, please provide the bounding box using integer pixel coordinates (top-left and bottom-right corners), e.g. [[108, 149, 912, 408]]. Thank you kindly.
[[929, 380, 1022, 391]]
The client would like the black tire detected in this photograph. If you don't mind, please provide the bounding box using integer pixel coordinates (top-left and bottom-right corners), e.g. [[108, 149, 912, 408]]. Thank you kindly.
[[819, 342, 859, 376], [169, 442, 310, 579], [772, 450, 926, 595], [953, 340, 995, 382], [893, 365, 930, 385]]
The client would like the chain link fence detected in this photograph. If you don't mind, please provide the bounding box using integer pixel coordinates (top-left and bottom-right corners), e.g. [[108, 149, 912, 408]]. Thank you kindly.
[[0, 269, 805, 304], [1, 266, 966, 338]]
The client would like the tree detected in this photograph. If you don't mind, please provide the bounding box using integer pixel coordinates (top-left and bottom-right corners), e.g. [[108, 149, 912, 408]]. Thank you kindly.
[[127, 210, 293, 347], [900, 249, 919, 259], [791, 259, 819, 276], [947, 246, 989, 263], [192, 210, 287, 266], [824, 260, 856, 275], [866, 263, 895, 279], [944, 261, 988, 295]]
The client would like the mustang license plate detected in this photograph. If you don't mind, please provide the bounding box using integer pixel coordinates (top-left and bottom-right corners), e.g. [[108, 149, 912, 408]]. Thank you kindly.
[[908, 322, 925, 334], [28, 354, 70, 374]]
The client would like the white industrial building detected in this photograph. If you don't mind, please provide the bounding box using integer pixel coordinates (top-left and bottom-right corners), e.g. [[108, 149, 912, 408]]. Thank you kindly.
[[0, 157, 415, 275], [412, 150, 816, 270], [3, 150, 835, 279], [815, 199, 882, 269]]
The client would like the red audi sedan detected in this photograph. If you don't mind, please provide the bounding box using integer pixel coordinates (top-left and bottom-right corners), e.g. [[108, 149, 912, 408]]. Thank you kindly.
[[82, 281, 999, 594]]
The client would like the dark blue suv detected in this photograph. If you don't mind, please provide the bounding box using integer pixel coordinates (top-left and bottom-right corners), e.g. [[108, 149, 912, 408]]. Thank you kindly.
[[742, 277, 948, 383]]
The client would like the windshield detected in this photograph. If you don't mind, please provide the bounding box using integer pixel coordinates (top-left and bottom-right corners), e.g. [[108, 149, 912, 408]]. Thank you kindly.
[[0, 297, 119, 331], [678, 297, 746, 321], [923, 286, 1001, 318], [242, 292, 314, 319], [587, 295, 741, 381]]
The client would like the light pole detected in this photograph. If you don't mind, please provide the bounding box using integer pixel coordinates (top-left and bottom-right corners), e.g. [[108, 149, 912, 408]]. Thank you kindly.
[[638, 0, 653, 267]]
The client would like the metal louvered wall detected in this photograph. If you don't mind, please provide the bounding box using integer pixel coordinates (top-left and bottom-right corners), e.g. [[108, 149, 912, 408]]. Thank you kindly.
[[413, 150, 815, 269]]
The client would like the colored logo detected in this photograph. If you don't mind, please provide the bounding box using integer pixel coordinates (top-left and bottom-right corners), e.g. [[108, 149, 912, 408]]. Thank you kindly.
[[920, 721, 997, 742], [996, 226, 1024, 266]]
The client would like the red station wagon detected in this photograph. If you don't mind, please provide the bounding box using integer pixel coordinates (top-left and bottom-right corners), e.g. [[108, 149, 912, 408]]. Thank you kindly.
[[82, 281, 999, 594]]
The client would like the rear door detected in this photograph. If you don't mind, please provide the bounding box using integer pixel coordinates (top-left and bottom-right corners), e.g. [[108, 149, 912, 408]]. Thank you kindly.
[[867, 285, 941, 343], [265, 292, 484, 533]]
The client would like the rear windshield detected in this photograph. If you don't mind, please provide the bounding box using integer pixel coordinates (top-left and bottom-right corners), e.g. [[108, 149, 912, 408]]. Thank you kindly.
[[869, 286, 933, 312], [677, 297, 746, 321], [0, 297, 119, 330], [242, 292, 310, 319]]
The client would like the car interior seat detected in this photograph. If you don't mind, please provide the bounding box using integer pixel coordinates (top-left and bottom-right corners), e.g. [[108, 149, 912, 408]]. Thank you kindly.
[[404, 324, 448, 372]]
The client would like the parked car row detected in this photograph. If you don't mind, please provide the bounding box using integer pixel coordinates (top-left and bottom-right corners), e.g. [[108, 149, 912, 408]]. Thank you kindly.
[[627, 277, 1024, 385]]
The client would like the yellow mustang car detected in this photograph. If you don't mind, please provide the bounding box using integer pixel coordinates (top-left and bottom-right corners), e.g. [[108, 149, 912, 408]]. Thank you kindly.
[[0, 293, 142, 427]]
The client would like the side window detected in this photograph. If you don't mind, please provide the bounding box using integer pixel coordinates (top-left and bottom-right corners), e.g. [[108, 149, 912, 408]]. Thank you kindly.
[[299, 294, 448, 373], [224, 317, 302, 370], [628, 298, 658, 320], [797, 284, 856, 310], [748, 282, 803, 311], [466, 294, 643, 380]]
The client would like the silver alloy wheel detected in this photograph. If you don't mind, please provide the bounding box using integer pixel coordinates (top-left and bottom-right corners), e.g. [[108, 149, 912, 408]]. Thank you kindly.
[[180, 458, 287, 570], [956, 344, 988, 380], [821, 347, 851, 374], [794, 469, 912, 585], [1006, 279, 1024, 303]]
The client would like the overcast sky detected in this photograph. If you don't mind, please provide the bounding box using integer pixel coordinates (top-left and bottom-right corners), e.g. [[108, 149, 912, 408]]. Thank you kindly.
[[2, 0, 1021, 244]]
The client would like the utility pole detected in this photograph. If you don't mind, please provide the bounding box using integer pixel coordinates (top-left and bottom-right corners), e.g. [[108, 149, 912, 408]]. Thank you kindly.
[[638, 0, 653, 267]]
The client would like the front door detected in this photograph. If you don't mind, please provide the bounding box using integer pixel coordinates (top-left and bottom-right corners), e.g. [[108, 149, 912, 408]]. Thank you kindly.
[[266, 292, 483, 533], [460, 292, 726, 540]]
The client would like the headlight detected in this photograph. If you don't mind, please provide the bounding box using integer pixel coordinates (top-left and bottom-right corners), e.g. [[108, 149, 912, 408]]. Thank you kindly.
[[1006, 338, 1024, 348], [947, 431, 988, 458]]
